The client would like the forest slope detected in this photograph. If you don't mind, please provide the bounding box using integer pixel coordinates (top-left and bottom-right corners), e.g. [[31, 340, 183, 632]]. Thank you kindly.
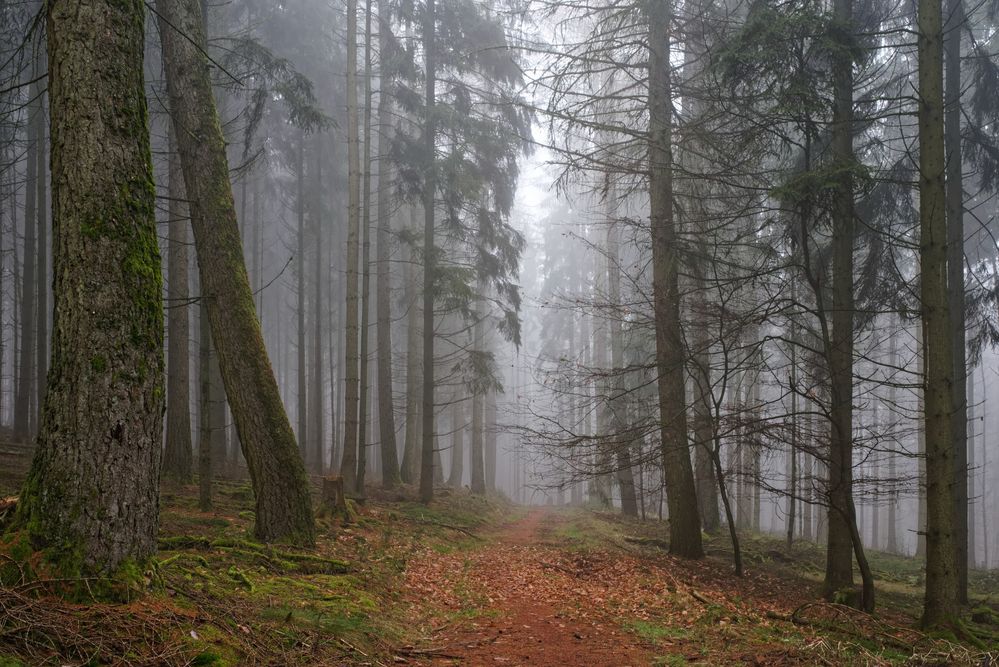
[[0, 464, 996, 666]]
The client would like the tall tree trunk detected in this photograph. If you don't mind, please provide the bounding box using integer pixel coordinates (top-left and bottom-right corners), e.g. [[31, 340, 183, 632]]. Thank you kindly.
[[34, 66, 48, 423], [917, 323, 927, 557], [158, 0, 315, 545], [341, 0, 362, 495], [163, 119, 193, 482], [199, 295, 212, 510], [944, 0, 968, 605], [470, 309, 486, 495], [402, 208, 421, 484], [297, 132, 308, 463], [823, 0, 866, 608], [980, 362, 989, 568], [607, 218, 638, 517], [967, 360, 975, 567], [887, 316, 899, 554], [311, 141, 325, 474], [485, 391, 497, 492], [419, 0, 438, 505], [918, 0, 960, 627], [448, 399, 464, 487], [647, 0, 703, 559], [376, 0, 401, 488], [14, 58, 38, 441], [357, 0, 375, 494], [15, 0, 163, 572]]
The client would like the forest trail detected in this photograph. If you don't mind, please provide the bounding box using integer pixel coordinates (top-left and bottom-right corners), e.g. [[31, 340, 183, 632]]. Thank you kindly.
[[401, 508, 656, 666]]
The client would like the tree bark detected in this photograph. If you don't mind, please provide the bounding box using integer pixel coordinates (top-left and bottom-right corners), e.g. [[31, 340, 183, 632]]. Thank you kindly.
[[647, 0, 703, 559], [158, 0, 315, 545], [607, 218, 638, 517], [448, 399, 464, 487], [419, 0, 438, 505], [341, 0, 362, 495], [376, 0, 401, 487], [296, 131, 308, 464], [944, 0, 968, 605], [823, 0, 864, 607], [357, 0, 375, 494], [198, 294, 212, 511], [15, 0, 163, 572], [34, 62, 48, 428], [163, 118, 193, 482], [311, 141, 325, 474], [918, 0, 960, 627], [470, 312, 486, 495], [14, 57, 38, 441], [402, 206, 422, 484]]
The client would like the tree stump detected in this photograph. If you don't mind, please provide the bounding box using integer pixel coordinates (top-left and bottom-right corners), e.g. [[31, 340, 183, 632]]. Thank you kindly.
[[322, 476, 352, 524]]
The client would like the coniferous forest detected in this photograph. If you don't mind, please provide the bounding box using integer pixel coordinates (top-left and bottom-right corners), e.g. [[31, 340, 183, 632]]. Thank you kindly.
[[0, 0, 998, 663]]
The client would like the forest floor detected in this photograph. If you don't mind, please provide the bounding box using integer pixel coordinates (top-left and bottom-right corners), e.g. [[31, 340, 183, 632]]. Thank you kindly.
[[0, 454, 998, 666]]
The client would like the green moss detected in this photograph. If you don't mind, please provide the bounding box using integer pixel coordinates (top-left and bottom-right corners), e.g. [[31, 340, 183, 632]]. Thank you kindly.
[[226, 566, 254, 591], [90, 355, 107, 373]]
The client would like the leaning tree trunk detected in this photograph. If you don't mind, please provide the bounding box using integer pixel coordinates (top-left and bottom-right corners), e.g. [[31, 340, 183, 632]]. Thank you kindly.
[[918, 0, 960, 629], [158, 0, 315, 545], [647, 0, 703, 559], [163, 119, 193, 482], [15, 0, 163, 573]]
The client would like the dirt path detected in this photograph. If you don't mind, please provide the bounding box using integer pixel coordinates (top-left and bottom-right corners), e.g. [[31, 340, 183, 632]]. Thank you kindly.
[[401, 509, 655, 666]]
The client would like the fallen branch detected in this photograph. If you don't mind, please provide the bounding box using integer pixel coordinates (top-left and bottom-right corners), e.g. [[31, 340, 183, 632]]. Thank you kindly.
[[413, 520, 481, 539]]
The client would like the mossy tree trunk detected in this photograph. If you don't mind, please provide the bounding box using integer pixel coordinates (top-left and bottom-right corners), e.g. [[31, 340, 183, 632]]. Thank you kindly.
[[15, 0, 163, 573], [158, 0, 315, 545]]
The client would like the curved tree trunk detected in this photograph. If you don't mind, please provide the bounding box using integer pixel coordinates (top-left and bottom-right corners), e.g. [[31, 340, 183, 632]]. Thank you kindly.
[[16, 0, 163, 573], [158, 0, 315, 545]]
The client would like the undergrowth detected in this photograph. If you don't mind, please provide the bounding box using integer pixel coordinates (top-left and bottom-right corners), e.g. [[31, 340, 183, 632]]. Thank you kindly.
[[0, 478, 513, 666]]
